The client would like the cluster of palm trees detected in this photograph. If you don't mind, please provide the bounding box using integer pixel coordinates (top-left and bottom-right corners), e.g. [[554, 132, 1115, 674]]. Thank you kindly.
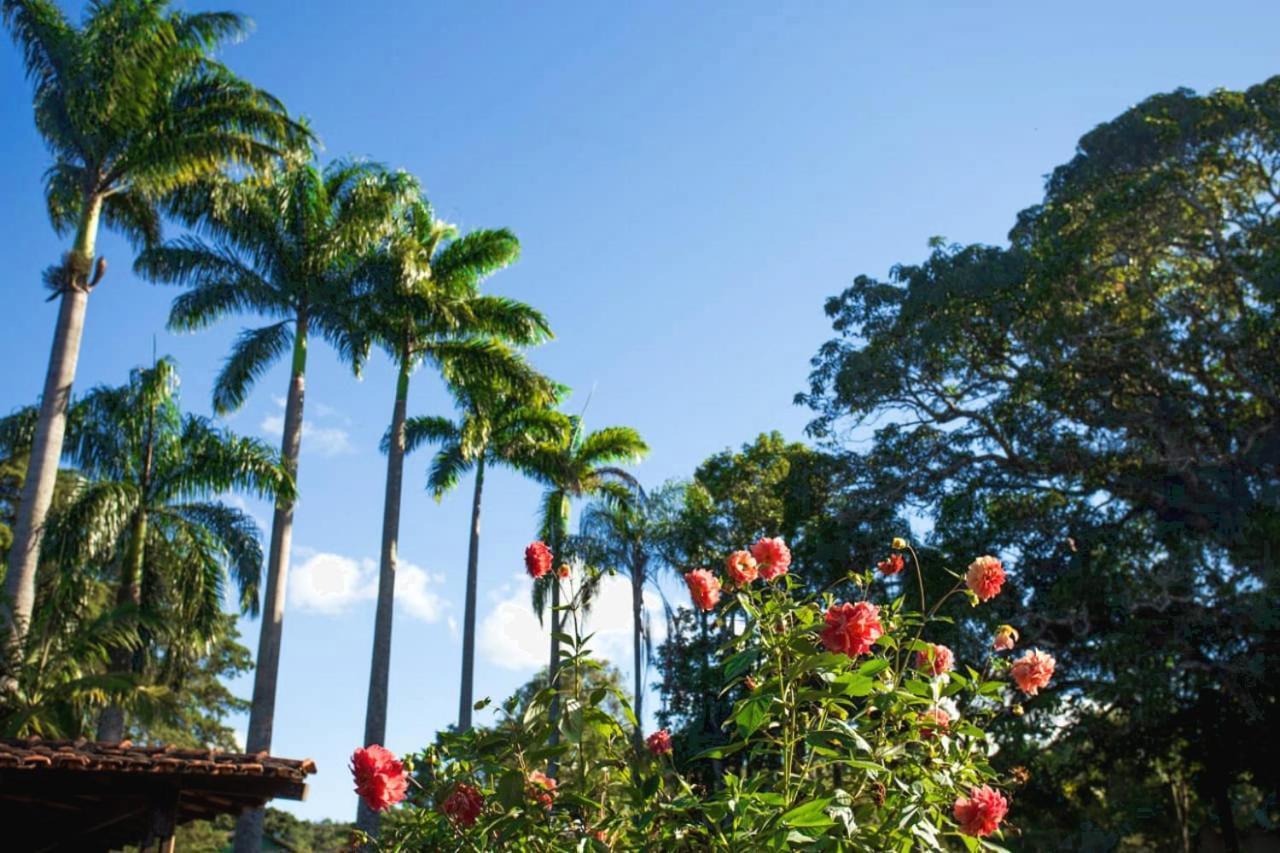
[[0, 0, 657, 846]]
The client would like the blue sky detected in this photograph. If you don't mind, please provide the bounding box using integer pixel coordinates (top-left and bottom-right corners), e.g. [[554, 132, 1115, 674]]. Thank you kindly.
[[1, 0, 1276, 822]]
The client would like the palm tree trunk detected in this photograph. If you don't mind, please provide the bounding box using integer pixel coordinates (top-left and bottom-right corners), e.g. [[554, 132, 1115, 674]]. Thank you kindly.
[[234, 315, 307, 853], [96, 507, 147, 742], [457, 454, 485, 732], [631, 560, 645, 750], [356, 351, 411, 837], [3, 197, 101, 655], [547, 519, 563, 775]]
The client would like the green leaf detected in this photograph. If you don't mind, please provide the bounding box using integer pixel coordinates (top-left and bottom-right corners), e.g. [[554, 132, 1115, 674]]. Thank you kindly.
[[857, 658, 891, 677], [496, 770, 524, 809], [733, 695, 769, 738], [723, 649, 756, 681], [781, 797, 835, 828]]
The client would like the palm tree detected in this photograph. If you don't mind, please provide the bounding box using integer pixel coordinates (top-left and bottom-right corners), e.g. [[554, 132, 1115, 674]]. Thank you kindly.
[[520, 418, 647, 770], [355, 189, 552, 835], [0, 358, 289, 740], [134, 159, 391, 852], [0, 0, 306, 651], [575, 485, 662, 748], [404, 390, 566, 734]]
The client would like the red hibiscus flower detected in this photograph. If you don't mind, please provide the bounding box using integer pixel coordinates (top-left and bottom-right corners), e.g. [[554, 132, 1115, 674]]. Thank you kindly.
[[646, 729, 673, 756], [877, 553, 905, 575], [525, 541, 553, 579], [953, 785, 1009, 837], [1010, 649, 1056, 696], [819, 601, 883, 658], [965, 555, 1006, 601], [441, 782, 484, 827], [915, 643, 955, 676], [350, 745, 408, 813], [725, 550, 758, 585], [684, 569, 722, 611], [750, 536, 792, 581], [919, 707, 952, 738], [527, 770, 557, 809]]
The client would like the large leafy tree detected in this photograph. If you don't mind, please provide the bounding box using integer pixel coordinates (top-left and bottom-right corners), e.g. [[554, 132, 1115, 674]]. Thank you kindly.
[[0, 0, 306, 651], [0, 358, 288, 741], [650, 433, 899, 781], [404, 390, 566, 734], [134, 159, 391, 852], [799, 78, 1280, 848], [355, 188, 552, 836], [519, 417, 647, 770]]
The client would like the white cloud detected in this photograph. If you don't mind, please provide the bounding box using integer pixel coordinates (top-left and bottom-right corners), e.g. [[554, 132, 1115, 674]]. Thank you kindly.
[[287, 549, 450, 624], [396, 561, 448, 623], [260, 413, 354, 457], [478, 573, 666, 676], [289, 551, 375, 614], [259, 397, 354, 457]]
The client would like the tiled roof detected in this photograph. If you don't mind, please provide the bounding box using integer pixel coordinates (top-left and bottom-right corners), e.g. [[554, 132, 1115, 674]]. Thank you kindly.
[[0, 736, 316, 782], [0, 736, 318, 851]]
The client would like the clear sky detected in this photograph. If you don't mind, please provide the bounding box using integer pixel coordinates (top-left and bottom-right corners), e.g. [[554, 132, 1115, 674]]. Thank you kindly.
[[1, 0, 1276, 822]]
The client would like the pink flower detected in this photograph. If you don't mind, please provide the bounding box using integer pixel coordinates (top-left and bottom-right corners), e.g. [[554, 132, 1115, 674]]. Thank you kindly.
[[877, 553, 905, 576], [527, 771, 557, 809], [684, 569, 722, 611], [993, 624, 1019, 651], [915, 643, 955, 676], [750, 536, 792, 581], [953, 785, 1009, 837], [350, 745, 408, 813], [441, 782, 484, 827], [725, 550, 759, 585], [966, 555, 1006, 602], [820, 601, 883, 658], [525, 541, 553, 579], [646, 729, 673, 755], [919, 707, 951, 738], [1010, 649, 1056, 696]]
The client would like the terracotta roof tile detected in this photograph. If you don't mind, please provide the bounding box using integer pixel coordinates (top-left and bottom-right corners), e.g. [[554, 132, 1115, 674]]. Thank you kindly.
[[0, 737, 316, 784]]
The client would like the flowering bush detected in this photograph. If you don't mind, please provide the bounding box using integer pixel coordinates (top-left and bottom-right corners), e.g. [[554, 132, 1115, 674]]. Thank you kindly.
[[357, 538, 1053, 850]]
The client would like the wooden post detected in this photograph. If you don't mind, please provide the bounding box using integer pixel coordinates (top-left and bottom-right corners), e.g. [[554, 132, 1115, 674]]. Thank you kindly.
[[141, 786, 178, 851]]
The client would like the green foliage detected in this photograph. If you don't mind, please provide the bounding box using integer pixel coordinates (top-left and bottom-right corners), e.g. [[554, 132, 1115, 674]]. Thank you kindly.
[[367, 546, 1030, 850], [800, 77, 1280, 847], [128, 809, 354, 852], [136, 159, 401, 411], [0, 358, 288, 739], [2, 0, 307, 260]]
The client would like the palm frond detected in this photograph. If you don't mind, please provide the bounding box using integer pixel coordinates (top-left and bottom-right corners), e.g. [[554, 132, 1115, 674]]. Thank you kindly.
[[426, 441, 471, 500], [398, 415, 461, 456], [212, 321, 292, 414]]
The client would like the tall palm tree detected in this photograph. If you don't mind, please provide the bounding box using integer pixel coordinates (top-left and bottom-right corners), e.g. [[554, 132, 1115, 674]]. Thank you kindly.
[[404, 389, 566, 734], [0, 0, 306, 650], [521, 418, 647, 770], [134, 160, 391, 852], [0, 358, 289, 740], [355, 189, 552, 835], [575, 485, 661, 749]]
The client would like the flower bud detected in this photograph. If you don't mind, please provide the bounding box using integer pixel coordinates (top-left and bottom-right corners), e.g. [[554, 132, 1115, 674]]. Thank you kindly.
[[992, 624, 1019, 651], [892, 537, 908, 550]]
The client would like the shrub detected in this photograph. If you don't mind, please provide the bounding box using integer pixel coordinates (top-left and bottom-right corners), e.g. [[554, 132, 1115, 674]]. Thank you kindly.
[[355, 539, 1052, 851]]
